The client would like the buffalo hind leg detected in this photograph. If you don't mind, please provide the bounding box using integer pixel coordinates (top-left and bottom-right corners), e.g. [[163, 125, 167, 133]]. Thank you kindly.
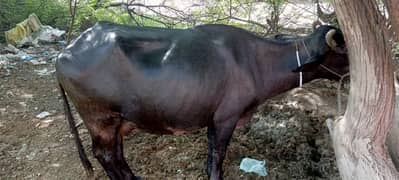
[[207, 117, 238, 180], [206, 127, 215, 177], [87, 118, 137, 180]]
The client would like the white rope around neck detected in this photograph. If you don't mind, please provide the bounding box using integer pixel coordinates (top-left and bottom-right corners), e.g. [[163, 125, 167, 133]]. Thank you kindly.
[[295, 43, 303, 87], [300, 39, 350, 115]]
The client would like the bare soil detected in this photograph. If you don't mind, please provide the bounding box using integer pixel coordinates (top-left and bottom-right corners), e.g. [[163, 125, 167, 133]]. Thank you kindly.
[[0, 44, 349, 180]]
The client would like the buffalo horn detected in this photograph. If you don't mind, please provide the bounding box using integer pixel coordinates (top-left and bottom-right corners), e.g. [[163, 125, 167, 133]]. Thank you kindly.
[[325, 29, 337, 48]]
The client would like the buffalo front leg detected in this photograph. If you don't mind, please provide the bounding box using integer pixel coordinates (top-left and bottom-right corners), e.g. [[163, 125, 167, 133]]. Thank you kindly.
[[207, 117, 238, 180], [86, 117, 137, 180]]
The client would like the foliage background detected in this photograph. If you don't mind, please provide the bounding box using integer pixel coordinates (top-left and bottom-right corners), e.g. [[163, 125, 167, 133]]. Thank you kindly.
[[1, 0, 336, 43]]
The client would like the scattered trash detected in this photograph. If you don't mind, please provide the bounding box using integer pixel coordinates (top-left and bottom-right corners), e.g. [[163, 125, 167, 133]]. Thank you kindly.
[[20, 55, 36, 61], [0, 55, 17, 75], [42, 51, 49, 56], [26, 150, 38, 161], [21, 93, 34, 99], [4, 53, 21, 60], [30, 59, 47, 65], [57, 40, 67, 46], [36, 111, 51, 119], [5, 13, 42, 46], [0, 55, 9, 67], [51, 163, 61, 167], [4, 13, 65, 47], [4, 44, 20, 54], [34, 68, 55, 76], [239, 157, 267, 177], [37, 25, 65, 43], [18, 102, 27, 108], [35, 119, 54, 128]]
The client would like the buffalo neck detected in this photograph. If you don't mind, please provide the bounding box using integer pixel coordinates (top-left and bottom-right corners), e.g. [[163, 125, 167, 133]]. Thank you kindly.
[[253, 37, 319, 101]]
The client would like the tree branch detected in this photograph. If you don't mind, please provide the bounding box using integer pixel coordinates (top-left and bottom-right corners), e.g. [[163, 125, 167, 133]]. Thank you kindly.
[[107, 1, 191, 27]]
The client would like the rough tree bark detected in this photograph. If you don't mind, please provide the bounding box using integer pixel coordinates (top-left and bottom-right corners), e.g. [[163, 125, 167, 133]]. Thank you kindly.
[[387, 74, 399, 170], [328, 0, 399, 179], [385, 0, 399, 171]]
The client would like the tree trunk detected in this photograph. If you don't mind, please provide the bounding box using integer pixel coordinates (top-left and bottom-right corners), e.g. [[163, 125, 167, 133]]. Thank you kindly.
[[385, 0, 399, 170], [387, 74, 399, 171], [328, 0, 399, 179]]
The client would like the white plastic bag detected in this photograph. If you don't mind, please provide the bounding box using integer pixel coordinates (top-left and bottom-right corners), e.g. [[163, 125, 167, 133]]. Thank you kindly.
[[239, 157, 267, 176]]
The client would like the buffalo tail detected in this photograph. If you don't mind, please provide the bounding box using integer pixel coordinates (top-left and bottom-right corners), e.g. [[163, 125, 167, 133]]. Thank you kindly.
[[58, 83, 94, 177]]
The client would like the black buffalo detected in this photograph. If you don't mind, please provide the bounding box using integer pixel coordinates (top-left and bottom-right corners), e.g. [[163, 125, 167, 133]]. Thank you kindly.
[[56, 22, 348, 180]]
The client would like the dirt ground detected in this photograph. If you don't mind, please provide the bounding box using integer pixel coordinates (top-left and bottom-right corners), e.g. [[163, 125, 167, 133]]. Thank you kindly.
[[0, 43, 350, 180]]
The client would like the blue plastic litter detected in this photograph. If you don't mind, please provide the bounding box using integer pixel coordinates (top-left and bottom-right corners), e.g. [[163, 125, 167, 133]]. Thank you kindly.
[[42, 51, 49, 56], [20, 55, 36, 61], [58, 40, 67, 46], [239, 157, 267, 176]]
